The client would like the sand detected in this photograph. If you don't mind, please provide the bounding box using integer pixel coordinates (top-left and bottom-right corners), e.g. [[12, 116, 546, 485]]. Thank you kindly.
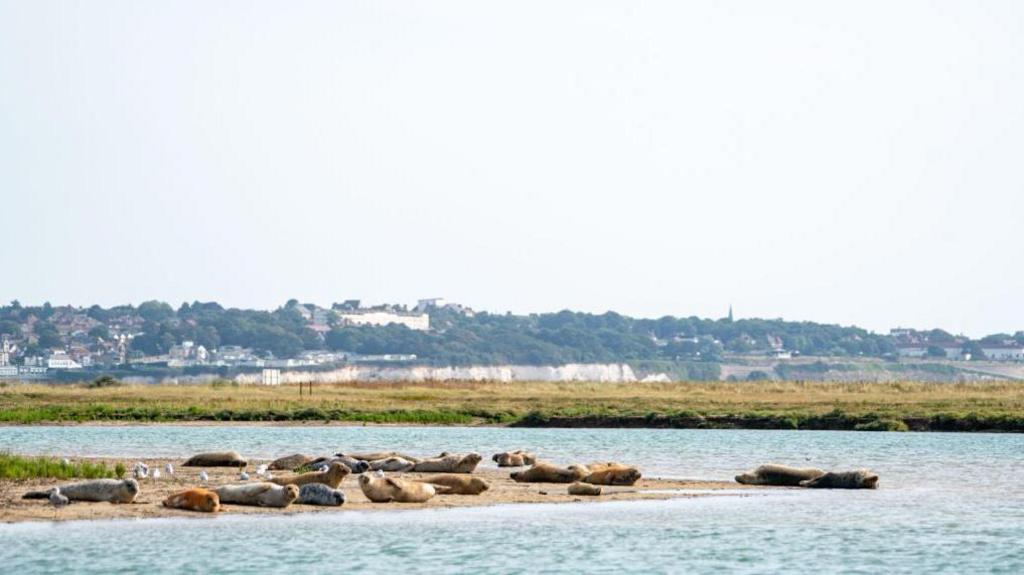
[[0, 457, 765, 523]]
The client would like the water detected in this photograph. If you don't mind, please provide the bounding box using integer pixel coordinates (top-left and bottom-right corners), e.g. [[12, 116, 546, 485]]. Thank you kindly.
[[2, 426, 1022, 574]]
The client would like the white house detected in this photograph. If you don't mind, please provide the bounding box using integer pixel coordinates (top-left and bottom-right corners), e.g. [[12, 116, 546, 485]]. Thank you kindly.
[[981, 345, 1024, 361], [47, 351, 82, 370], [335, 310, 429, 331]]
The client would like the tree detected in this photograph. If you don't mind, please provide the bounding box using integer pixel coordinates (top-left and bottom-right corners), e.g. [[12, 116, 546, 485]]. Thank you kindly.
[[34, 322, 62, 349], [962, 341, 986, 361], [925, 345, 947, 358], [88, 325, 110, 340], [138, 300, 175, 322]]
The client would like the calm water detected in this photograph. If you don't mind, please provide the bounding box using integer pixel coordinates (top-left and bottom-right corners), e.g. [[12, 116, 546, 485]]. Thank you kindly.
[[1, 426, 1022, 574]]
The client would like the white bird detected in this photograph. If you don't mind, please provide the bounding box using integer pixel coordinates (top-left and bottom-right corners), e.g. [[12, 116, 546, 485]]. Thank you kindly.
[[256, 464, 268, 475], [133, 463, 149, 479], [199, 470, 209, 483], [164, 463, 174, 475], [48, 488, 69, 508], [60, 458, 71, 466], [373, 470, 385, 479], [151, 469, 161, 481], [240, 471, 250, 481]]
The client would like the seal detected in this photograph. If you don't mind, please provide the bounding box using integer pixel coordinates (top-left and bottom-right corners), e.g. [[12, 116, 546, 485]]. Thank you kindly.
[[492, 450, 537, 467], [163, 488, 221, 513], [510, 463, 590, 483], [423, 474, 490, 495], [305, 456, 369, 474], [270, 462, 349, 488], [411, 453, 482, 474], [215, 483, 299, 508], [568, 482, 602, 496], [358, 473, 436, 503], [296, 483, 346, 506], [183, 451, 248, 468], [344, 452, 422, 463], [269, 454, 314, 471], [734, 464, 825, 486], [582, 462, 642, 486], [800, 469, 879, 489], [23, 479, 140, 504], [368, 457, 417, 472]]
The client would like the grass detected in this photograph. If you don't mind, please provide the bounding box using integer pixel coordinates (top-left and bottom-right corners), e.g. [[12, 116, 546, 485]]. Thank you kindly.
[[0, 380, 1022, 431], [0, 452, 118, 480]]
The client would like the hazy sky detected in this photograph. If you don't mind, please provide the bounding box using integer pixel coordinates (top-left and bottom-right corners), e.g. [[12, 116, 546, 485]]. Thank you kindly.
[[1, 1, 1022, 336]]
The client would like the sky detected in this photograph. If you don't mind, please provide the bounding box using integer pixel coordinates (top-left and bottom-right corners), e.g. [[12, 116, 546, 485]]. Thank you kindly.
[[1, 1, 1022, 337]]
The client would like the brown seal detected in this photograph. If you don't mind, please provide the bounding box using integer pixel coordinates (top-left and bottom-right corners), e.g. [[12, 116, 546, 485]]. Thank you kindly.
[[358, 474, 436, 503], [423, 474, 490, 495], [270, 462, 349, 488], [510, 463, 589, 483], [163, 488, 221, 512]]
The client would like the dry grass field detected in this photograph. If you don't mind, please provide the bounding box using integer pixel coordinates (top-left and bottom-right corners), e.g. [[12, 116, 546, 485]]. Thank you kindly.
[[2, 380, 1022, 430]]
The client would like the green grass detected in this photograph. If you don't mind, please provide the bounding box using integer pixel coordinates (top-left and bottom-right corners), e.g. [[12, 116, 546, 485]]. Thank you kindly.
[[0, 452, 118, 480], [2, 381, 1022, 431]]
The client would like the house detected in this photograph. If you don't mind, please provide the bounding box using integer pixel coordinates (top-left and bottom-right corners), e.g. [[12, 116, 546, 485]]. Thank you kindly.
[[46, 351, 82, 370], [980, 345, 1024, 361], [335, 310, 430, 331], [896, 344, 963, 360]]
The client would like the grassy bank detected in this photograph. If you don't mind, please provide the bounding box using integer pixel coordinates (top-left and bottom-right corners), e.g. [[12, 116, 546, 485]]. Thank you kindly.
[[0, 453, 119, 480], [1, 380, 1022, 431]]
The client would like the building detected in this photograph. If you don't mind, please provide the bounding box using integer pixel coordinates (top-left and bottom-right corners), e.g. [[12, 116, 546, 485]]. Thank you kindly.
[[896, 344, 964, 360], [46, 351, 82, 370], [0, 337, 12, 367], [980, 345, 1024, 361], [415, 298, 447, 313], [261, 369, 281, 385], [334, 310, 429, 331]]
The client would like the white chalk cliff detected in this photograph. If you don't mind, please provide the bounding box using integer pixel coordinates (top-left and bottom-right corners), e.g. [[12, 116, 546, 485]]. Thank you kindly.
[[234, 363, 637, 384]]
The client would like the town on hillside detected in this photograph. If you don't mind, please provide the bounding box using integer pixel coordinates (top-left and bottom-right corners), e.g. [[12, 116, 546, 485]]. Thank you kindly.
[[1, 298, 1022, 382]]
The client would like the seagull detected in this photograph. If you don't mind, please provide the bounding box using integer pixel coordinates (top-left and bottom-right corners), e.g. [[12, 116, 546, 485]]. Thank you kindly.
[[151, 469, 161, 481], [199, 470, 209, 483], [48, 488, 69, 508], [239, 471, 250, 481], [164, 463, 174, 475], [60, 458, 71, 466], [256, 464, 268, 475], [133, 463, 149, 479], [373, 470, 385, 479]]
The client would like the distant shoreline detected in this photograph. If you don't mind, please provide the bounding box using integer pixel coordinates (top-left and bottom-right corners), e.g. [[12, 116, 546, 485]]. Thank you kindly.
[[2, 380, 1021, 432]]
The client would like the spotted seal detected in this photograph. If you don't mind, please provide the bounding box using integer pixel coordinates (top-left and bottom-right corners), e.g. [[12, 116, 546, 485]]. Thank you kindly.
[[800, 469, 879, 489], [296, 483, 346, 506], [411, 453, 482, 474], [23, 479, 140, 503]]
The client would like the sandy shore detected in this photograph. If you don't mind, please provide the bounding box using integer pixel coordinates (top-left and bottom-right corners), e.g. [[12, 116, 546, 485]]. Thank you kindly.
[[0, 457, 762, 523]]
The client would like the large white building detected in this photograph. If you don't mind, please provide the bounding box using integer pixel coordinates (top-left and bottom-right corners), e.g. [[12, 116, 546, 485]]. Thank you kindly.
[[981, 345, 1024, 361], [46, 351, 82, 369], [334, 310, 429, 331]]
